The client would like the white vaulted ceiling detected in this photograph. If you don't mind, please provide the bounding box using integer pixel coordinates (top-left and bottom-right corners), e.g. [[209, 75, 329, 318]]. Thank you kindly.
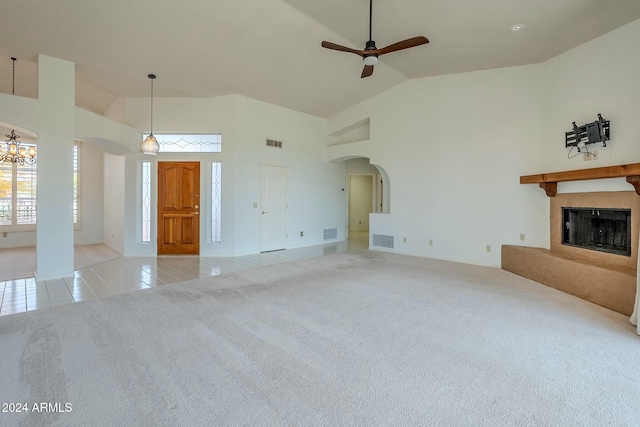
[[1, 0, 639, 118]]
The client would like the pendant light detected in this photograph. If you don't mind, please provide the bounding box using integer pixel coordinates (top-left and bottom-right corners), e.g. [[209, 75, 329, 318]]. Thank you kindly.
[[141, 74, 160, 155], [1, 57, 37, 165]]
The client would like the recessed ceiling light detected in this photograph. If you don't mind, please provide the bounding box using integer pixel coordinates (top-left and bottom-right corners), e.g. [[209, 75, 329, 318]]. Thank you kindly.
[[509, 24, 525, 32]]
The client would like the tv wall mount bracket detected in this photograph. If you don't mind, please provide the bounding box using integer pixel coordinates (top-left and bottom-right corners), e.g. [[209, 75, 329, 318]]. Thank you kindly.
[[565, 114, 610, 151]]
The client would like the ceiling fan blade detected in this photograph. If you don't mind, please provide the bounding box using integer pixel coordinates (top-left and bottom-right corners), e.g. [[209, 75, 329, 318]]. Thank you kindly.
[[361, 65, 374, 78], [321, 41, 364, 56], [376, 36, 429, 56]]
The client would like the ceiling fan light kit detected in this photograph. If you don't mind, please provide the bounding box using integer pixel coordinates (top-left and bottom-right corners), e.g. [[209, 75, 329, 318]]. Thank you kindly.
[[321, 0, 428, 78], [363, 55, 378, 66]]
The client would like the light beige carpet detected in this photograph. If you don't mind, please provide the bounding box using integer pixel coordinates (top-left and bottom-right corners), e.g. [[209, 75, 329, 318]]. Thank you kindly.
[[0, 244, 121, 281], [1, 251, 639, 426]]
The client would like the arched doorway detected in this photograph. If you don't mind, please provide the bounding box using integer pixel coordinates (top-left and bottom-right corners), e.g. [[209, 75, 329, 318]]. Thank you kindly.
[[342, 157, 390, 248]]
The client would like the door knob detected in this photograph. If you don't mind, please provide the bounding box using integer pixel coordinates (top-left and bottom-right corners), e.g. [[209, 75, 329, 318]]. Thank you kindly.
[[191, 211, 199, 215], [261, 211, 268, 214]]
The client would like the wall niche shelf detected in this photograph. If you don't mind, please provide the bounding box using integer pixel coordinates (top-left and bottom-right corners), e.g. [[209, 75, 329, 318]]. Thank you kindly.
[[520, 163, 640, 197]]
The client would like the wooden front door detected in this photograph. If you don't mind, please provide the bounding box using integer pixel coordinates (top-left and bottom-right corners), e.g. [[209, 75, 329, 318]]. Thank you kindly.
[[158, 162, 200, 255]]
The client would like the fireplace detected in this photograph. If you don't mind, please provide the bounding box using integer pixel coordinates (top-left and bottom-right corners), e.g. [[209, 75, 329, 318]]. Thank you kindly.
[[562, 207, 631, 256]]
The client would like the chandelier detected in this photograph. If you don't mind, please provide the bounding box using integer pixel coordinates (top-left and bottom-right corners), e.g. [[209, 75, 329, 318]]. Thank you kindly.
[[1, 130, 36, 165], [0, 57, 37, 165]]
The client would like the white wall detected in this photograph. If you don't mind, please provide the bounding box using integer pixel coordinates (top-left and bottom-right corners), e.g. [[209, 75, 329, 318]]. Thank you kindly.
[[3, 19, 638, 273], [329, 64, 547, 266], [120, 95, 236, 256], [539, 18, 640, 190], [120, 94, 345, 256], [346, 158, 379, 174], [73, 142, 104, 245], [234, 95, 345, 254], [328, 19, 640, 267], [103, 152, 125, 254]]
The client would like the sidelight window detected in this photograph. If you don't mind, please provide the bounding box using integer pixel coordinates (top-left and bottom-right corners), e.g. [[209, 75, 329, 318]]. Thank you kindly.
[[211, 162, 221, 242], [141, 161, 151, 243]]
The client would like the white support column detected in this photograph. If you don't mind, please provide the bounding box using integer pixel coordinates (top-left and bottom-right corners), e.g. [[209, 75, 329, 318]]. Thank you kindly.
[[35, 55, 75, 280]]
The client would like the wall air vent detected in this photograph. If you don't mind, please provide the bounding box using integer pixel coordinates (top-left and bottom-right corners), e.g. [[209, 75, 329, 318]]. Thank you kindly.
[[372, 234, 394, 249], [323, 228, 338, 240], [266, 139, 283, 148]]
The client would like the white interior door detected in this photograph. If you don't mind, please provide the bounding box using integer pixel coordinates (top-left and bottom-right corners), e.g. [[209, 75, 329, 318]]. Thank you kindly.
[[260, 165, 288, 252]]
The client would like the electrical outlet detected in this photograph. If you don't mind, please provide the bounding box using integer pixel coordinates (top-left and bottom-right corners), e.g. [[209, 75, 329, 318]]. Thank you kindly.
[[486, 245, 491, 252], [300, 231, 303, 237], [520, 233, 525, 241], [403, 237, 407, 243], [584, 151, 599, 161], [429, 240, 433, 246]]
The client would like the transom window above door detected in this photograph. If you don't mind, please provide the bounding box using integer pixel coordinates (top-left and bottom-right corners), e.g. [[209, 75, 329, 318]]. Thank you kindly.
[[142, 134, 221, 153]]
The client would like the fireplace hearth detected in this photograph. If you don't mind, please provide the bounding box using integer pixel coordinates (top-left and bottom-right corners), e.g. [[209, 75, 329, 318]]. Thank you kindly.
[[562, 207, 631, 256]]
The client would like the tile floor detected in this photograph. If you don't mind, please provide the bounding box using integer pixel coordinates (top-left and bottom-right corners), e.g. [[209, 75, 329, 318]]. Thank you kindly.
[[0, 233, 369, 317]]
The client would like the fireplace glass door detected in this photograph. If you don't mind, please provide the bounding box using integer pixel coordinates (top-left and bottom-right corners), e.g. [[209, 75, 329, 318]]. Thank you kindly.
[[562, 208, 631, 256]]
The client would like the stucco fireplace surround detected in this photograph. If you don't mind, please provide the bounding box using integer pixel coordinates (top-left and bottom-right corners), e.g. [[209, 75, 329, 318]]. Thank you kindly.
[[502, 164, 640, 316]]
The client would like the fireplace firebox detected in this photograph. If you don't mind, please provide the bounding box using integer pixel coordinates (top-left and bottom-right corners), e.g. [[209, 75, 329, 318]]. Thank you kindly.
[[562, 208, 631, 256]]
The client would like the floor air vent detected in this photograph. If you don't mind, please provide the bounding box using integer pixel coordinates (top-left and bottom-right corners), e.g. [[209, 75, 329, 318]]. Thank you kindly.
[[266, 139, 283, 148], [323, 228, 338, 240], [372, 234, 394, 249]]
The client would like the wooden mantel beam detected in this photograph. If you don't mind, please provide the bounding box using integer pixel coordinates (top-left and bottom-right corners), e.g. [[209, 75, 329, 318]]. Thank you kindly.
[[520, 163, 640, 197]]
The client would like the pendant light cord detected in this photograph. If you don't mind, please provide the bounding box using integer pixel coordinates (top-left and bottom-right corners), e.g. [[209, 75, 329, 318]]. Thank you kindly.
[[150, 78, 153, 134], [369, 0, 373, 41], [11, 57, 16, 95], [148, 74, 156, 135]]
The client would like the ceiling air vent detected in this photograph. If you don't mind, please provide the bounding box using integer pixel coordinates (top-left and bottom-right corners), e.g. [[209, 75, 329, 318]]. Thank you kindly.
[[266, 139, 283, 148]]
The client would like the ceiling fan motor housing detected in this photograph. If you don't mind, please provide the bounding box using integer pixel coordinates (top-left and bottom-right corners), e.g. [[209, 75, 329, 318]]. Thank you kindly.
[[363, 40, 379, 65]]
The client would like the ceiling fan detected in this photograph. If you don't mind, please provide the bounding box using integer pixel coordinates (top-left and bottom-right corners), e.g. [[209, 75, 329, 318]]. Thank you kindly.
[[321, 0, 429, 78]]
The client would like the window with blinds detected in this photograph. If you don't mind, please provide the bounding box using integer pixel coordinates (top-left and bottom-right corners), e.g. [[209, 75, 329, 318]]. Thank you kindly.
[[73, 143, 80, 224]]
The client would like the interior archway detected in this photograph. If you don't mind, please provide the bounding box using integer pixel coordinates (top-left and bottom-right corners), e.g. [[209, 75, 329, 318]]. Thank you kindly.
[[336, 157, 391, 248]]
